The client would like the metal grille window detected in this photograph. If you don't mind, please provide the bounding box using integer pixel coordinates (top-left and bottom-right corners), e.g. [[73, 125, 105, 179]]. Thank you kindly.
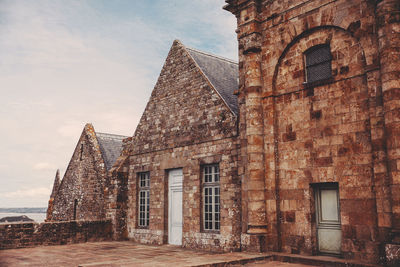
[[138, 172, 150, 227], [203, 164, 220, 231], [305, 45, 332, 83]]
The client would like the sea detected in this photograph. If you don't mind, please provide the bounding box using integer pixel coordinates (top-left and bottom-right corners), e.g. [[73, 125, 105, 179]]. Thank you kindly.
[[0, 212, 46, 223]]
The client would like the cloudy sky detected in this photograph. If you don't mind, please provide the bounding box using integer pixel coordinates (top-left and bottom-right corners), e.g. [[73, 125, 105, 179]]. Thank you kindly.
[[0, 0, 237, 208]]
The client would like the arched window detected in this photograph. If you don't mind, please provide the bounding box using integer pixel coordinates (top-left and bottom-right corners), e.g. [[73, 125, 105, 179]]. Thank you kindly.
[[304, 44, 332, 83]]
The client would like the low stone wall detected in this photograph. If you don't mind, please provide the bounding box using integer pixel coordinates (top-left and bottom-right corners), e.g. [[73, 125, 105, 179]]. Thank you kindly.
[[0, 220, 112, 249]]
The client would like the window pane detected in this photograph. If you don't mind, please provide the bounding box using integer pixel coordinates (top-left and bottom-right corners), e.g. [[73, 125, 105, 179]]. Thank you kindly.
[[214, 165, 219, 182], [203, 164, 220, 231], [320, 189, 339, 222], [306, 46, 331, 66], [138, 172, 150, 227], [214, 187, 220, 230], [307, 61, 331, 83]]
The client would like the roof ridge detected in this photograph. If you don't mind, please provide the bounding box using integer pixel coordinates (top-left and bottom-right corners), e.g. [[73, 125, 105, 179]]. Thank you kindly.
[[185, 47, 238, 65], [96, 132, 129, 139]]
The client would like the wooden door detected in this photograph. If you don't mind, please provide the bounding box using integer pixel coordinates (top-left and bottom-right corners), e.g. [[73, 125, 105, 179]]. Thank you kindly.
[[168, 169, 183, 245], [315, 184, 341, 254]]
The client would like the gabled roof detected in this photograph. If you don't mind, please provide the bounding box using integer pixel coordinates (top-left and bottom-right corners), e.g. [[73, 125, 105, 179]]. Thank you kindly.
[[96, 132, 128, 171], [186, 47, 239, 115]]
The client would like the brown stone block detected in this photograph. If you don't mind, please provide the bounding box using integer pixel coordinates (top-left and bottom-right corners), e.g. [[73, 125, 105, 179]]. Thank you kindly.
[[248, 200, 266, 213], [248, 190, 266, 201], [248, 153, 264, 165], [349, 212, 376, 226], [393, 213, 400, 229], [386, 124, 400, 149], [341, 186, 374, 199], [383, 88, 400, 101], [264, 189, 276, 200], [247, 143, 263, 153], [280, 189, 304, 200], [247, 180, 265, 190], [342, 225, 357, 239], [393, 171, 400, 185], [248, 161, 264, 171], [356, 225, 373, 241], [341, 199, 375, 214], [315, 156, 333, 166], [248, 134, 264, 146]]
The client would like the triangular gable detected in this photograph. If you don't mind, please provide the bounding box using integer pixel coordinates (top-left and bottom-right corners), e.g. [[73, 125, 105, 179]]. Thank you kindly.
[[186, 47, 239, 115], [131, 40, 238, 154], [49, 123, 106, 221]]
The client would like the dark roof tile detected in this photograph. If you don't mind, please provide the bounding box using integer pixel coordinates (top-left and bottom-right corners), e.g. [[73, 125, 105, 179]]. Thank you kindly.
[[186, 47, 239, 115], [96, 132, 128, 171]]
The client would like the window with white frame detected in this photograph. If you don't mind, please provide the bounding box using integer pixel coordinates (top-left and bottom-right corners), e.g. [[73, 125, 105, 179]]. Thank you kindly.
[[305, 44, 332, 83], [138, 172, 150, 227], [203, 164, 220, 231]]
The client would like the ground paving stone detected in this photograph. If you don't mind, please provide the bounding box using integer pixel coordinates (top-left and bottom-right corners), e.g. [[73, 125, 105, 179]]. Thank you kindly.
[[0, 241, 315, 267]]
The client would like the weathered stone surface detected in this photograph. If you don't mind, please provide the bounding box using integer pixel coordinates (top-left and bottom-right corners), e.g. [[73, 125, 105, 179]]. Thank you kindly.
[[225, 0, 400, 264], [120, 40, 241, 252], [0, 220, 112, 249], [47, 124, 127, 222], [34, 1, 399, 265]]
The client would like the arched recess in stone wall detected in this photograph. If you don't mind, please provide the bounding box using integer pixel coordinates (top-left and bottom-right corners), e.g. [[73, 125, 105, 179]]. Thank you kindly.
[[268, 25, 378, 256], [272, 25, 367, 95]]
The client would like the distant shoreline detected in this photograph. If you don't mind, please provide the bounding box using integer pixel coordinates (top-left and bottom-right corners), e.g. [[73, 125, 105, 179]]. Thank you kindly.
[[0, 208, 47, 213], [0, 212, 47, 223]]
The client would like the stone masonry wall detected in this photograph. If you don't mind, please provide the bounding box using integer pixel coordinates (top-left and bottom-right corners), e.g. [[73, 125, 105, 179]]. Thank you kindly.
[[127, 138, 241, 251], [376, 0, 400, 265], [225, 0, 397, 264], [132, 41, 237, 155], [49, 124, 107, 221], [0, 220, 112, 249], [124, 41, 241, 251], [269, 27, 378, 260]]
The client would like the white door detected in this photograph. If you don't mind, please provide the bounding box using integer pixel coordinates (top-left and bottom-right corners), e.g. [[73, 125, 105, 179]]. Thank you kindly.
[[168, 168, 183, 245], [315, 185, 341, 254]]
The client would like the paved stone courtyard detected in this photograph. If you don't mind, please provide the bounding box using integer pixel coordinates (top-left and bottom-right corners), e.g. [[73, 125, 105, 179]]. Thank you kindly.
[[0, 241, 310, 267]]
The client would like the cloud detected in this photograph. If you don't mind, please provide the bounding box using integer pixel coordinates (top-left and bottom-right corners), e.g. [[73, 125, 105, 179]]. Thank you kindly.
[[1, 187, 51, 198], [152, 0, 238, 60], [56, 121, 85, 139], [0, 0, 238, 208], [33, 162, 57, 171]]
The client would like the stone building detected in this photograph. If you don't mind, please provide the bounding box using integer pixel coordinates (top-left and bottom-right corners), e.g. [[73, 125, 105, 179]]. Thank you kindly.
[[43, 0, 400, 264], [47, 123, 128, 221], [111, 40, 242, 251], [222, 0, 399, 263]]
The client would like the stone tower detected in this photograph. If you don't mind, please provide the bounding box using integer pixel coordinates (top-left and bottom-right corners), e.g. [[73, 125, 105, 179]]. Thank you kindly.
[[225, 0, 400, 264]]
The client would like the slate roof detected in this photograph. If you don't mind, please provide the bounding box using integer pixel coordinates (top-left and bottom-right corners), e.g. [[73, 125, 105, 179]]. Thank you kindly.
[[186, 47, 239, 115], [96, 132, 128, 171]]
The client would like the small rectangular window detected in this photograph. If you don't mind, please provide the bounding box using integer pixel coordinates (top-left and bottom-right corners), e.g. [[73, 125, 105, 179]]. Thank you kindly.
[[73, 199, 78, 220], [79, 144, 84, 161], [138, 172, 150, 227], [305, 45, 332, 83], [202, 164, 220, 231]]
